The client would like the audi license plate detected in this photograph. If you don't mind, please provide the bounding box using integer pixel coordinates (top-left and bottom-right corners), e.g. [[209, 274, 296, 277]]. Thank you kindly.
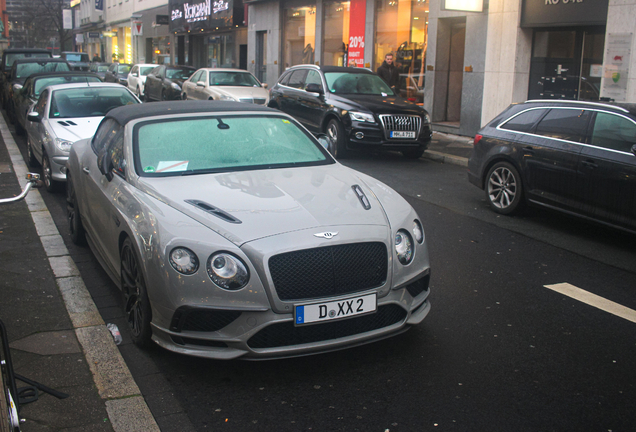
[[390, 131, 416, 139], [294, 293, 377, 326]]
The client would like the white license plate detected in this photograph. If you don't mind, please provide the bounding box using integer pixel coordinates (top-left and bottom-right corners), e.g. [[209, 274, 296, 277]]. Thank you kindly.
[[390, 131, 416, 139], [294, 293, 377, 326]]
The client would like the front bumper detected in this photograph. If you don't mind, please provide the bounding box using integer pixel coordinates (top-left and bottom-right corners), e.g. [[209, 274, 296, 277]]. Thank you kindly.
[[51, 155, 69, 182], [345, 120, 432, 152]]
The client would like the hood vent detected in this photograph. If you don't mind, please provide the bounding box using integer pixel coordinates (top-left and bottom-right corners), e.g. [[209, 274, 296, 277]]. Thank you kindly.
[[185, 199, 242, 224], [352, 185, 371, 210], [57, 120, 78, 126]]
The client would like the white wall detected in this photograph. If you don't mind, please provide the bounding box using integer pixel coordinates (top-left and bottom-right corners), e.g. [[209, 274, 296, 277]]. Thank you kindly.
[[601, 0, 636, 102]]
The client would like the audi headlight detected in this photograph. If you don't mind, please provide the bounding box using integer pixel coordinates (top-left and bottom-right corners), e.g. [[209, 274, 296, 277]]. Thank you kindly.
[[55, 138, 73, 152], [412, 220, 424, 244], [423, 113, 431, 124], [395, 229, 414, 265], [349, 111, 375, 123], [169, 247, 199, 275], [171, 82, 181, 90], [218, 94, 237, 101], [207, 252, 249, 290]]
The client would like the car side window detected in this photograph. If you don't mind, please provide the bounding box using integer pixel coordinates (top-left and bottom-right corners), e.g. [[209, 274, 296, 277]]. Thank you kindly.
[[109, 131, 126, 178], [92, 119, 122, 156], [304, 70, 322, 90], [191, 71, 202, 82], [534, 108, 592, 143], [131, 66, 138, 74], [500, 109, 547, 133], [590, 112, 636, 153], [279, 71, 292, 85], [287, 70, 308, 89]]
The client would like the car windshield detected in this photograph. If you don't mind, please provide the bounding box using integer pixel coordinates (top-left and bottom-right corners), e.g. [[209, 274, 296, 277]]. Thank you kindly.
[[140, 67, 155, 75], [118, 65, 131, 74], [5, 53, 50, 68], [50, 87, 139, 118], [166, 68, 194, 79], [324, 72, 394, 96], [34, 76, 102, 97], [64, 53, 89, 62], [96, 65, 109, 72], [136, 115, 330, 176], [16, 62, 71, 79], [208, 72, 261, 87]]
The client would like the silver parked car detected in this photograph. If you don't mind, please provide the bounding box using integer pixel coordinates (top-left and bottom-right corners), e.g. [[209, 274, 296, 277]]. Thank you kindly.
[[26, 82, 140, 192], [66, 101, 431, 360], [181, 68, 269, 104]]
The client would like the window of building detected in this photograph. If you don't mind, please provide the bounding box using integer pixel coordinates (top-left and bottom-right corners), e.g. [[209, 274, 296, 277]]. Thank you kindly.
[[374, 0, 428, 100], [283, 4, 316, 69]]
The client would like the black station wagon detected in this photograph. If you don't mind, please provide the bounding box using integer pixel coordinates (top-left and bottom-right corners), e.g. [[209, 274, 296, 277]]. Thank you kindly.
[[468, 100, 636, 234]]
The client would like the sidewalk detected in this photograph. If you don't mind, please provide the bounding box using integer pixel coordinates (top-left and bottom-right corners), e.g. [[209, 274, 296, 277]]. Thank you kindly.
[[424, 131, 473, 166], [0, 116, 159, 432]]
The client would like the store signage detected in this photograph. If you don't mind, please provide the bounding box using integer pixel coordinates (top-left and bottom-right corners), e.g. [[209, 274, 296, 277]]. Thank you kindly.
[[95, 0, 103, 11], [169, 0, 233, 32], [521, 0, 608, 27], [347, 0, 366, 67], [156, 15, 170, 25], [88, 32, 100, 38], [443, 0, 483, 12], [132, 21, 143, 36], [213, 0, 229, 13], [601, 33, 632, 101]]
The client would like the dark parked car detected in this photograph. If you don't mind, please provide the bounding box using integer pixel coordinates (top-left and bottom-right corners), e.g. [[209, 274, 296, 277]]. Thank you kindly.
[[143, 65, 196, 101], [104, 62, 132, 86], [3, 58, 71, 119], [268, 65, 432, 159], [60, 52, 91, 71], [1, 48, 52, 108], [89, 62, 112, 80], [11, 71, 102, 134], [468, 100, 636, 234]]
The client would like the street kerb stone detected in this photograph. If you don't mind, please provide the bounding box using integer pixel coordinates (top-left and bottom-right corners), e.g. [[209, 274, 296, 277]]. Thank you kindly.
[[41, 233, 70, 257], [106, 397, 160, 432], [31, 209, 59, 237], [49, 255, 81, 278], [76, 325, 141, 400], [57, 277, 105, 328]]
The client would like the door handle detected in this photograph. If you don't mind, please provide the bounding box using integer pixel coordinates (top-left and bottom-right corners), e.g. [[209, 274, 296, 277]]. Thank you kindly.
[[82, 167, 90, 175], [581, 159, 598, 169]]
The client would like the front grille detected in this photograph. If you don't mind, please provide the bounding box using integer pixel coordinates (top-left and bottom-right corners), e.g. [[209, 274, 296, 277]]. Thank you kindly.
[[379, 114, 421, 139], [170, 307, 241, 332], [269, 242, 388, 301], [171, 336, 228, 348], [239, 97, 267, 105], [406, 273, 430, 298], [247, 304, 407, 349]]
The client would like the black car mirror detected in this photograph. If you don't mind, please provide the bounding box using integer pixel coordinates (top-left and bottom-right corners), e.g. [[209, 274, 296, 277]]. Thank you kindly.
[[306, 83, 323, 95], [27, 112, 41, 123], [96, 150, 113, 181]]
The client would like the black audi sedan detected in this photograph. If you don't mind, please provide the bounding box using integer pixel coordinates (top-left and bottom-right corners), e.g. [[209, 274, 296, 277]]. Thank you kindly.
[[268, 65, 432, 159], [468, 100, 636, 234], [143, 65, 196, 101]]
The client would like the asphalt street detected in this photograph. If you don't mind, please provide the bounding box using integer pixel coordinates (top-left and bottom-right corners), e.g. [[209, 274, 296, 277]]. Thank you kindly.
[[4, 119, 636, 431]]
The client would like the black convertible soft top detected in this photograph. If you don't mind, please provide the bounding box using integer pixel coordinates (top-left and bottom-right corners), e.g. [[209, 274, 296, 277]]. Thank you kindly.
[[105, 100, 279, 125]]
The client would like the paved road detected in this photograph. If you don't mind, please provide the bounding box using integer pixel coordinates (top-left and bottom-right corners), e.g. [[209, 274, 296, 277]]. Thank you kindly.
[[10, 128, 636, 431]]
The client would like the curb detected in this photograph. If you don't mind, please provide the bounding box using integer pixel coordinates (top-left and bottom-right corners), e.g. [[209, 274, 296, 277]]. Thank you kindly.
[[0, 117, 160, 432], [423, 149, 469, 167]]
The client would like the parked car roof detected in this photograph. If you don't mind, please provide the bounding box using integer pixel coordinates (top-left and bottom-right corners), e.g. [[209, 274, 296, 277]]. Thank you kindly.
[[522, 99, 636, 116]]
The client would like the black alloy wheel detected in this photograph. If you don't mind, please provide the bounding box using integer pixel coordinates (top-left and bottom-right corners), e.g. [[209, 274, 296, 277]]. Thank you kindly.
[[326, 119, 349, 159], [42, 152, 59, 193], [485, 161, 524, 215], [26, 137, 39, 167], [66, 174, 86, 246], [121, 238, 153, 347]]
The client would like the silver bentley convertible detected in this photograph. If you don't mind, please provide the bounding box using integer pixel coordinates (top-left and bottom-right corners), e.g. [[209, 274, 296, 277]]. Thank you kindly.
[[66, 101, 431, 360]]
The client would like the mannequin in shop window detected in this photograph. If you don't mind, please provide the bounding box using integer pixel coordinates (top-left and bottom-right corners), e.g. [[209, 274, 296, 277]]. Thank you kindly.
[[302, 44, 314, 65]]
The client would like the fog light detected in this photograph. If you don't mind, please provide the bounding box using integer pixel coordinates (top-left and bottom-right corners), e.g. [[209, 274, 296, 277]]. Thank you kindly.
[[61, 166, 67, 174], [355, 132, 364, 139]]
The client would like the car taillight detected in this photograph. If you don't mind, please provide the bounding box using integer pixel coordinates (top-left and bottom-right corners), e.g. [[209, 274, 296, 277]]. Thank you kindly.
[[408, 97, 416, 102], [473, 134, 483, 145]]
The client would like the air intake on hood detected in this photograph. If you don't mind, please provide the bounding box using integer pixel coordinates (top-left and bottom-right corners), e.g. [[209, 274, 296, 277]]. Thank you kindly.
[[352, 185, 371, 210], [185, 199, 242, 224], [57, 120, 77, 126]]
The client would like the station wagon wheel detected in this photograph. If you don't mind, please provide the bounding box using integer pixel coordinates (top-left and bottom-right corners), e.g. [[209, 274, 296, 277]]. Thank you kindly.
[[66, 173, 86, 246], [485, 161, 523, 215], [42, 151, 60, 193], [26, 136, 39, 167], [121, 238, 152, 347], [326, 119, 349, 159]]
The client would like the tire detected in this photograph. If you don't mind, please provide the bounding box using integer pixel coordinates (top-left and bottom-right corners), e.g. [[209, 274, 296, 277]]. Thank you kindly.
[[26, 137, 39, 167], [121, 238, 153, 348], [160, 90, 166, 101], [66, 173, 86, 246], [14, 119, 24, 136], [326, 119, 349, 159], [182, 93, 187, 101], [143, 91, 150, 102], [42, 152, 60, 193], [485, 161, 523, 215], [402, 147, 424, 159]]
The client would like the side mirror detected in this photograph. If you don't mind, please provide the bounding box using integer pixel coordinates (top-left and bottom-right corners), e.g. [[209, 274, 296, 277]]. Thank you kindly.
[[197, 81, 205, 87], [13, 83, 23, 93], [96, 150, 113, 180], [262, 83, 268, 89], [305, 83, 323, 95], [27, 112, 41, 123], [132, 72, 139, 77]]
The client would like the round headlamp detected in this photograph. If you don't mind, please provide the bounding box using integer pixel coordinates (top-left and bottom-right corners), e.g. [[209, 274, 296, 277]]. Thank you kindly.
[[169, 247, 199, 275], [207, 252, 249, 290], [395, 229, 414, 265]]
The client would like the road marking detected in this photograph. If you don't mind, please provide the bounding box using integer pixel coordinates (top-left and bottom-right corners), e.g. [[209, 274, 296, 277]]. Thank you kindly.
[[544, 283, 636, 324]]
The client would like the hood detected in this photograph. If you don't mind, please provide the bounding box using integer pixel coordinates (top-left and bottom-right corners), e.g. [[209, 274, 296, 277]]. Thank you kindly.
[[213, 86, 269, 100], [139, 164, 389, 245], [329, 94, 424, 114], [49, 117, 101, 142]]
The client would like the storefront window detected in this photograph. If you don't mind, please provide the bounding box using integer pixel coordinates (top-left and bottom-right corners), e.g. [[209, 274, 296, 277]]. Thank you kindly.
[[206, 34, 235, 68], [152, 37, 171, 65], [283, 5, 316, 69], [375, 0, 428, 100], [323, 1, 349, 67]]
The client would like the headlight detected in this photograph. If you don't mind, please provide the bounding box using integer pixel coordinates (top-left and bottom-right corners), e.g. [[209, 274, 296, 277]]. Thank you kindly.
[[349, 111, 375, 123], [55, 138, 73, 152], [169, 247, 199, 275], [423, 113, 431, 124], [218, 94, 236, 101], [207, 252, 249, 290], [395, 229, 414, 265], [412, 220, 424, 244], [171, 82, 181, 90]]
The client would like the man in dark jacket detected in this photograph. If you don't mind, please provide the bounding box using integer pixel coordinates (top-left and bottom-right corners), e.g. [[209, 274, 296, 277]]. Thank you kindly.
[[377, 53, 400, 92]]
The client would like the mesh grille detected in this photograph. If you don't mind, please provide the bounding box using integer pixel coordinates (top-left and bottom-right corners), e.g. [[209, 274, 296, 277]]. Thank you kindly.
[[379, 114, 422, 138], [269, 242, 388, 301], [406, 274, 430, 298], [170, 308, 241, 332], [238, 98, 267, 105], [247, 304, 407, 349]]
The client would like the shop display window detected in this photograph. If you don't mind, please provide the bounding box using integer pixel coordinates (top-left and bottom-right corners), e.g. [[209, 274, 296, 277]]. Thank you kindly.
[[283, 4, 316, 68]]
